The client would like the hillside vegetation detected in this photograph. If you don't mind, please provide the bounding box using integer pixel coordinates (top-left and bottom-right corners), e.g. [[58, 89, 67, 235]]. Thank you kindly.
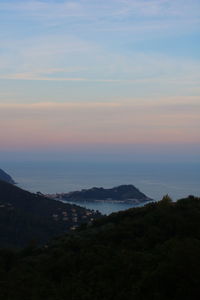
[[0, 180, 101, 248], [1, 195, 200, 299]]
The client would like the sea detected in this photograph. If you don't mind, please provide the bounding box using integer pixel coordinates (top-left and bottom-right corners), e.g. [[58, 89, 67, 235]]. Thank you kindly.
[[1, 161, 199, 215]]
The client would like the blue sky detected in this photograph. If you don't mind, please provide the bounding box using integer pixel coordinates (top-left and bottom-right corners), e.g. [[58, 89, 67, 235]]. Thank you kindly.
[[1, 0, 200, 89], [0, 0, 199, 161]]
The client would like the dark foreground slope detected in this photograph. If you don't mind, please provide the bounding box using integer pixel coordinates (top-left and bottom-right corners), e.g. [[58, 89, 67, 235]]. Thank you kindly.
[[1, 195, 200, 300], [0, 180, 101, 248], [0, 168, 15, 184]]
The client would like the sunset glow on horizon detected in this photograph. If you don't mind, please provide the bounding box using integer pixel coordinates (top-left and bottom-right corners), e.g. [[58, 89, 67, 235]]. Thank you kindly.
[[0, 0, 200, 160], [1, 97, 199, 150]]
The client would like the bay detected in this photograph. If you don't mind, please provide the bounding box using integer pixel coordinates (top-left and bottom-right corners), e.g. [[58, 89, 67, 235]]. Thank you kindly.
[[0, 161, 199, 214]]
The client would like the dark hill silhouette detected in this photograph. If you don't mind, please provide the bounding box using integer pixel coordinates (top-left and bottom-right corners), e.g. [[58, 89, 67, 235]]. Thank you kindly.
[[1, 195, 200, 299], [0, 168, 15, 184], [0, 180, 101, 248], [61, 184, 152, 203]]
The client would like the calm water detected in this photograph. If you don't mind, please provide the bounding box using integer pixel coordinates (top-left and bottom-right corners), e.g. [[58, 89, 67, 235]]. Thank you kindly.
[[60, 199, 148, 215], [1, 161, 199, 214]]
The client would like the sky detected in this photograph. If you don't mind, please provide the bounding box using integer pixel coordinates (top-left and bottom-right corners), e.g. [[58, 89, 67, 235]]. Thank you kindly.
[[0, 0, 200, 162]]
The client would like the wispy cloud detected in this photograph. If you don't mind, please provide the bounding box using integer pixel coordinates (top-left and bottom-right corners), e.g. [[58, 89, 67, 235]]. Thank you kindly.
[[115, 0, 200, 17], [0, 0, 199, 34], [0, 1, 199, 90], [0, 73, 86, 81], [1, 96, 199, 110], [1, 30, 200, 85], [0, 0, 199, 150], [0, 1, 85, 17], [1, 0, 200, 18]]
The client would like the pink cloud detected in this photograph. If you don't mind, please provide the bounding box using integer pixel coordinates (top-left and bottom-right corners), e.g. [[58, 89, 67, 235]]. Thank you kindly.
[[0, 99, 199, 150]]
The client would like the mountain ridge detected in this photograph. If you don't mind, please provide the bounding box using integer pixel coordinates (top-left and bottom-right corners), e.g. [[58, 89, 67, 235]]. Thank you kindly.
[[0, 168, 15, 184]]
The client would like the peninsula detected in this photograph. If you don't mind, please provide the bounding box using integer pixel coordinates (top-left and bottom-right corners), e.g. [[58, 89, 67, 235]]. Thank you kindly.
[[51, 184, 153, 204]]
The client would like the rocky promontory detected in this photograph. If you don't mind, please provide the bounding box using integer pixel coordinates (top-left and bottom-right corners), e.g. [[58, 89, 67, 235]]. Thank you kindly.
[[57, 185, 153, 204]]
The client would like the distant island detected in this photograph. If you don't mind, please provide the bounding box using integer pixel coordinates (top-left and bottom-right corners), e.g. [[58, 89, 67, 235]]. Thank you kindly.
[[0, 168, 15, 184], [49, 184, 153, 204]]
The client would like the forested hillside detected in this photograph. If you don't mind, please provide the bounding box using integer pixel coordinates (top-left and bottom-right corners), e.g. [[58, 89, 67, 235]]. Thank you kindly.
[[0, 180, 101, 248], [1, 195, 200, 299]]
